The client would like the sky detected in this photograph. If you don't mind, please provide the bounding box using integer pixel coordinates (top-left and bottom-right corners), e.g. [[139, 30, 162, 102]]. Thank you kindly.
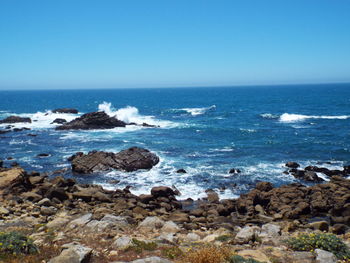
[[0, 0, 350, 89]]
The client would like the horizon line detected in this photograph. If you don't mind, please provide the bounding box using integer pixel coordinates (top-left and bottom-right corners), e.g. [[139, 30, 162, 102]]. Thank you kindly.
[[0, 81, 349, 91]]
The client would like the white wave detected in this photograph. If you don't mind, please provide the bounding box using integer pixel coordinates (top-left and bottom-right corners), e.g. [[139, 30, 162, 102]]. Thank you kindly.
[[260, 113, 279, 119], [0, 110, 78, 130], [279, 113, 350, 123], [98, 102, 176, 128], [239, 128, 257, 133], [175, 105, 216, 116]]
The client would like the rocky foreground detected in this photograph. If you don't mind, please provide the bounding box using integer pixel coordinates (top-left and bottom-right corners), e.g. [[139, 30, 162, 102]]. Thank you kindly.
[[0, 159, 350, 263]]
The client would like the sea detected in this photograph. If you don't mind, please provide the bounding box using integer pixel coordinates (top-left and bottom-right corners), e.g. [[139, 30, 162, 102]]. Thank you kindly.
[[0, 83, 349, 200]]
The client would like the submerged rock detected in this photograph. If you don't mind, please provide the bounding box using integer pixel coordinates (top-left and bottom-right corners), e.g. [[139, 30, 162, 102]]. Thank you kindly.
[[70, 147, 159, 173], [56, 111, 126, 130], [52, 108, 78, 114], [0, 116, 31, 124]]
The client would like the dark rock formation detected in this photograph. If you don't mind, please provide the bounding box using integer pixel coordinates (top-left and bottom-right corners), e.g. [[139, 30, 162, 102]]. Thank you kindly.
[[229, 168, 241, 174], [290, 169, 324, 182], [285, 162, 300, 168], [0, 116, 31, 124], [236, 176, 350, 224], [56, 111, 126, 130], [37, 153, 50, 157], [70, 147, 159, 174], [176, 169, 187, 174], [151, 186, 176, 198], [51, 118, 67, 124], [52, 108, 78, 114]]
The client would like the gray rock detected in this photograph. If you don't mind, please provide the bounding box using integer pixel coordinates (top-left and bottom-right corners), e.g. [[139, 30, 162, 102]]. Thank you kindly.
[[138, 216, 165, 230], [290, 251, 315, 263], [112, 236, 132, 249], [48, 242, 92, 263], [161, 221, 180, 233], [235, 226, 260, 244], [315, 249, 337, 263], [37, 198, 53, 207], [258, 223, 281, 238], [0, 207, 10, 215], [40, 206, 57, 216], [68, 213, 92, 229], [130, 257, 173, 263], [47, 216, 71, 229], [184, 233, 201, 242], [70, 147, 159, 174], [157, 233, 177, 244]]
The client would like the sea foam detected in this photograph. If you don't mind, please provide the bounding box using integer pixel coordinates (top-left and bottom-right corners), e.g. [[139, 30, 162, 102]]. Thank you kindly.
[[98, 102, 176, 128], [174, 105, 216, 116], [279, 113, 350, 123]]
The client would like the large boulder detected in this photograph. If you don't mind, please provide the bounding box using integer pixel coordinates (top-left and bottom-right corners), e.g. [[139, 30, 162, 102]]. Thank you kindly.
[[0, 116, 31, 123], [56, 111, 126, 130], [0, 168, 26, 192], [70, 147, 159, 173], [52, 108, 78, 114]]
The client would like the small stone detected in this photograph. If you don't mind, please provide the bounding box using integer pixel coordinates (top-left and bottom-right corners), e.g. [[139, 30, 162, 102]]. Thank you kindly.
[[309, 221, 329, 232], [0, 207, 10, 215]]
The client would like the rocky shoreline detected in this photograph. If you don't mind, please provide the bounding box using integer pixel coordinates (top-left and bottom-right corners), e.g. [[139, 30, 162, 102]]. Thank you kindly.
[[0, 156, 349, 262]]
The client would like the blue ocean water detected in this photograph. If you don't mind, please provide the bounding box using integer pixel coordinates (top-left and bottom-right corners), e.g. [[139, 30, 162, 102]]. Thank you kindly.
[[1, 84, 349, 199]]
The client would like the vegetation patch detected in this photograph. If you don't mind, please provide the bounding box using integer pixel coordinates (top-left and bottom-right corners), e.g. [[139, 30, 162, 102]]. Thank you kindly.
[[126, 238, 158, 253], [286, 232, 350, 260], [161, 246, 183, 259], [180, 245, 232, 263], [0, 231, 38, 257], [229, 255, 266, 263]]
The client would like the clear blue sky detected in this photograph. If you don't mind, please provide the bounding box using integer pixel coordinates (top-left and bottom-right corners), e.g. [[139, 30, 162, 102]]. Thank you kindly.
[[1, 0, 350, 89]]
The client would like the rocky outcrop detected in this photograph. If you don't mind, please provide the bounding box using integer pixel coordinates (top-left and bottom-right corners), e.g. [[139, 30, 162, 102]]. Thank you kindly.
[[51, 118, 67, 124], [52, 108, 78, 114], [70, 147, 159, 174], [0, 116, 31, 123], [56, 111, 126, 130], [236, 176, 350, 223]]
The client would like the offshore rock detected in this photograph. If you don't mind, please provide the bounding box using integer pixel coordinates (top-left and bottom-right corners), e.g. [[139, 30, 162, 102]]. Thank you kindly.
[[0, 116, 31, 124], [52, 108, 78, 114], [70, 147, 159, 174], [56, 111, 126, 130]]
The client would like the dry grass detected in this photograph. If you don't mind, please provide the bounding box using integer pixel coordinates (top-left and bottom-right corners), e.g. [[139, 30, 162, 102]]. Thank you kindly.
[[180, 245, 233, 263]]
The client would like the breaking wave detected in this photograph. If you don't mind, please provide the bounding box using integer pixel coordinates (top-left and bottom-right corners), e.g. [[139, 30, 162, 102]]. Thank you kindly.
[[279, 113, 350, 123]]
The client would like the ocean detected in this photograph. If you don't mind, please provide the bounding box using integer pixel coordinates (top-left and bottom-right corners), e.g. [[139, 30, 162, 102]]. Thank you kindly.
[[0, 84, 349, 200]]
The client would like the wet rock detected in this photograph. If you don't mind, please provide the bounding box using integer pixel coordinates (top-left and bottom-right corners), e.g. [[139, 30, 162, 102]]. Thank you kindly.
[[0, 116, 31, 124], [176, 169, 187, 174], [37, 153, 50, 157], [56, 111, 125, 130], [151, 186, 176, 198], [52, 108, 78, 114], [0, 160, 3, 168], [229, 168, 241, 174], [205, 189, 219, 203], [255, 182, 273, 192], [51, 118, 67, 124], [286, 162, 300, 168], [70, 147, 159, 173]]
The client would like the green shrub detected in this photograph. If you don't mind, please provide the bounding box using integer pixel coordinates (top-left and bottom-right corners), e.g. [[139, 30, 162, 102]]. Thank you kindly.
[[162, 246, 183, 259], [286, 232, 350, 260], [229, 255, 266, 263], [0, 231, 38, 256], [126, 238, 157, 253], [215, 235, 233, 242]]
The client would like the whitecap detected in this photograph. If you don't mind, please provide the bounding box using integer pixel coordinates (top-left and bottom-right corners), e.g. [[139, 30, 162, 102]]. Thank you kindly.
[[172, 105, 216, 116], [260, 113, 279, 119], [98, 102, 177, 128], [239, 128, 257, 133], [279, 113, 350, 123]]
